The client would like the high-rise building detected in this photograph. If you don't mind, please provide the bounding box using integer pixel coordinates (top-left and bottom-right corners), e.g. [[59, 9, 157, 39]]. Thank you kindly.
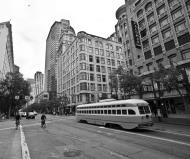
[[34, 71, 44, 96], [44, 19, 76, 100], [0, 21, 14, 80], [115, 0, 190, 113], [57, 31, 124, 111]]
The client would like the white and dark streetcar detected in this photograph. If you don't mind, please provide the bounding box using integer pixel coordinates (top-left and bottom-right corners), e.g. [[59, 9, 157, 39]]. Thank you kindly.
[[76, 99, 153, 129]]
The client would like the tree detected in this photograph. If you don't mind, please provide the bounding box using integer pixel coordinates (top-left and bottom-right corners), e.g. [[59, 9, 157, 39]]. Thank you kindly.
[[163, 63, 190, 113], [0, 72, 31, 117], [109, 71, 119, 99]]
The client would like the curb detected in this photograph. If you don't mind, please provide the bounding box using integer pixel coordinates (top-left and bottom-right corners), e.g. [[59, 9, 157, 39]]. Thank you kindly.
[[20, 125, 31, 159]]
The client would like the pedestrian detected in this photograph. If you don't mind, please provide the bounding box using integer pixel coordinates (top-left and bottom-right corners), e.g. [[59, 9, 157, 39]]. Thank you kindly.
[[41, 113, 46, 128], [157, 108, 162, 122], [15, 112, 21, 129]]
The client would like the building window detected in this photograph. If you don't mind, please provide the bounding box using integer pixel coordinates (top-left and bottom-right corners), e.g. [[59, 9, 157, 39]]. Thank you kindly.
[[162, 29, 172, 39], [186, 1, 190, 11], [95, 41, 99, 47], [106, 51, 110, 57], [102, 75, 106, 82], [154, 45, 163, 56], [89, 64, 94, 71], [97, 74, 101, 82], [172, 9, 183, 20], [90, 83, 95, 91], [144, 50, 152, 59], [80, 63, 86, 70], [139, 19, 145, 29], [107, 67, 111, 74], [157, 5, 166, 16], [140, 29, 147, 38], [145, 2, 152, 12], [97, 84, 102, 91], [103, 84, 107, 92], [149, 24, 157, 34], [96, 65, 101, 72], [137, 9, 143, 19], [111, 59, 115, 66], [88, 47, 93, 53], [105, 44, 109, 49], [90, 74, 95, 81], [175, 21, 187, 33], [110, 45, 113, 50], [96, 57, 100, 63], [147, 13, 154, 23], [88, 39, 92, 45], [169, 0, 179, 8], [142, 40, 149, 49], [79, 45, 85, 51], [107, 59, 111, 65], [152, 35, 160, 45], [79, 53, 86, 61], [101, 66, 106, 73], [100, 49, 104, 56], [95, 48, 99, 55], [164, 40, 175, 51], [177, 33, 190, 46], [101, 57, 105, 64], [159, 17, 169, 27], [111, 51, 115, 58], [80, 82, 87, 91], [89, 55, 93, 62]]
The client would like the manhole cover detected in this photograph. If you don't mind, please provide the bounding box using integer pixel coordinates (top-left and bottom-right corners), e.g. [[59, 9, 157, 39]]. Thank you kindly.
[[63, 149, 82, 157]]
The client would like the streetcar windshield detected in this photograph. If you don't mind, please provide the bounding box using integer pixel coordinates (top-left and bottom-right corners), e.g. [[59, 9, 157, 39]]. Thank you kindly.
[[138, 106, 151, 114]]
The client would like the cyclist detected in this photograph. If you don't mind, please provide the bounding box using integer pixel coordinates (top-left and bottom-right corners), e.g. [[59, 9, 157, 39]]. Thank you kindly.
[[41, 113, 46, 128], [15, 112, 21, 129]]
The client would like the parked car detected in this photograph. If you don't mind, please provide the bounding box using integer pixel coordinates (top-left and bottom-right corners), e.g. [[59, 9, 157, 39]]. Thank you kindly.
[[19, 112, 26, 117], [33, 111, 38, 116], [26, 112, 35, 119]]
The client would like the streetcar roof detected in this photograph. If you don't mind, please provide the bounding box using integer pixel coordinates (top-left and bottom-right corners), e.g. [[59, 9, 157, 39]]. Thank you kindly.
[[77, 99, 148, 108]]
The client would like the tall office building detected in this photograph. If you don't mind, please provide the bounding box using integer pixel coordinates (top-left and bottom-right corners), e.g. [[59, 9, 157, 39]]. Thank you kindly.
[[0, 21, 14, 80], [34, 71, 44, 96], [44, 19, 75, 99], [57, 31, 124, 111], [115, 0, 190, 113]]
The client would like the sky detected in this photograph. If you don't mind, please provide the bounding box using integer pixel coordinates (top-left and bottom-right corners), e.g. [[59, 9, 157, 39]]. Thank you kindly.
[[1, 0, 124, 79]]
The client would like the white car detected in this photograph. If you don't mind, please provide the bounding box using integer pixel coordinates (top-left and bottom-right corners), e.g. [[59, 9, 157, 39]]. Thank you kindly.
[[19, 112, 26, 117]]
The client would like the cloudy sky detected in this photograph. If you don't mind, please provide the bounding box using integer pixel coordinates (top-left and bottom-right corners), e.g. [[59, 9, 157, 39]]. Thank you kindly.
[[1, 0, 124, 79]]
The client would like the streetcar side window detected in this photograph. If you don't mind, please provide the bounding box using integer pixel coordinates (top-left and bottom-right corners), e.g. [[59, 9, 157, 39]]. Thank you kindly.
[[104, 110, 107, 114], [101, 110, 103, 114], [117, 109, 121, 115], [108, 110, 111, 114], [112, 110, 116, 114], [128, 109, 136, 115], [122, 109, 127, 115]]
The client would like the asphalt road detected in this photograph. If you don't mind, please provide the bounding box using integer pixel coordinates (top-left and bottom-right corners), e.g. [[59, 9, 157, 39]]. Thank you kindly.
[[0, 115, 190, 159]]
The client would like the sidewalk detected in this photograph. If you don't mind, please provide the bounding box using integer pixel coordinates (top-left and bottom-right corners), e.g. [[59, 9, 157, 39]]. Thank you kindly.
[[153, 113, 190, 126]]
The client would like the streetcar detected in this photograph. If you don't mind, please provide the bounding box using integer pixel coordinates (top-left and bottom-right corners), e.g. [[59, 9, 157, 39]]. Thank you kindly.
[[76, 99, 153, 129]]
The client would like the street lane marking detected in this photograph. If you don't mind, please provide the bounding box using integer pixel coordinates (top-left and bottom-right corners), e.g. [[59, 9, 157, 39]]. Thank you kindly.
[[152, 129, 190, 137], [99, 127, 190, 147], [0, 127, 15, 131], [20, 125, 31, 159]]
